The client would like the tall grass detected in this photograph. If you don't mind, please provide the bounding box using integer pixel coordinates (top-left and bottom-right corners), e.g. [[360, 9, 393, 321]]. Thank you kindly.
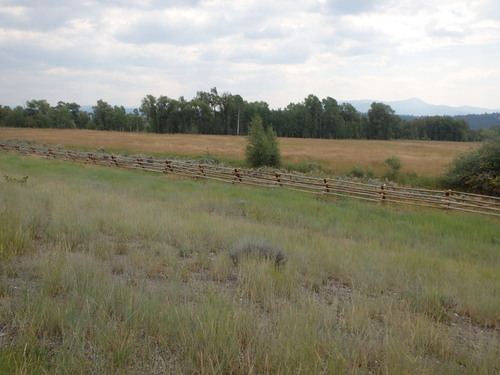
[[0, 152, 499, 374]]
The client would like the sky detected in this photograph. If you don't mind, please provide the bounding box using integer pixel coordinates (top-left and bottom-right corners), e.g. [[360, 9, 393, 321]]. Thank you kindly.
[[1, 0, 500, 110]]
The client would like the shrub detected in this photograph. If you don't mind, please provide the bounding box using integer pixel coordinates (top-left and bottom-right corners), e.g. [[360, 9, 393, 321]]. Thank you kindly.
[[245, 115, 281, 168], [4, 175, 28, 184], [349, 166, 365, 178], [285, 161, 325, 175], [384, 156, 402, 171], [229, 236, 287, 269], [445, 136, 500, 196], [384, 156, 402, 181]]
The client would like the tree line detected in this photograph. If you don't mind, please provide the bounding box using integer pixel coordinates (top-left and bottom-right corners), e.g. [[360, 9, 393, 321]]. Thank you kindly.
[[0, 88, 481, 141]]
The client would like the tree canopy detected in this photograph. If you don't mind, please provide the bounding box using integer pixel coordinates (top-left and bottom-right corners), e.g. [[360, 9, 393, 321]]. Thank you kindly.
[[0, 89, 481, 142]]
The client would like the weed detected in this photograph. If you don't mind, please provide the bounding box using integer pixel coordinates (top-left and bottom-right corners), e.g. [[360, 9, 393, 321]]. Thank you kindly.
[[384, 156, 402, 181], [4, 175, 28, 184], [229, 236, 287, 269], [349, 166, 376, 179]]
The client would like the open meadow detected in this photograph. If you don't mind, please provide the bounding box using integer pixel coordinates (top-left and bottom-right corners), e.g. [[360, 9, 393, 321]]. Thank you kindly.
[[0, 148, 499, 374], [0, 128, 479, 176]]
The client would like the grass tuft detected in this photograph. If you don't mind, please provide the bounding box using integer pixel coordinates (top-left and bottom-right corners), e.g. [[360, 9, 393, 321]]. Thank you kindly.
[[229, 236, 287, 269]]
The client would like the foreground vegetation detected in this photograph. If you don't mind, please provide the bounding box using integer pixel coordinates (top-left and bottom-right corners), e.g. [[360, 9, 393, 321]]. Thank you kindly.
[[1, 152, 499, 374]]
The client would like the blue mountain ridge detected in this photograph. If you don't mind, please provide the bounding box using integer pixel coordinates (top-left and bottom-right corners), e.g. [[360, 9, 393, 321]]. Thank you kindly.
[[345, 98, 500, 116]]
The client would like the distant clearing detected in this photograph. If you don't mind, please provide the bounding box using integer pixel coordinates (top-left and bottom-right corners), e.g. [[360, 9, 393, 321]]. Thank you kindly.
[[0, 128, 478, 176]]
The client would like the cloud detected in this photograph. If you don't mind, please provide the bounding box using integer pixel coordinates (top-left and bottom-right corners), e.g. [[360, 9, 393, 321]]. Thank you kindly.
[[116, 9, 228, 45], [320, 0, 381, 15], [0, 0, 499, 110]]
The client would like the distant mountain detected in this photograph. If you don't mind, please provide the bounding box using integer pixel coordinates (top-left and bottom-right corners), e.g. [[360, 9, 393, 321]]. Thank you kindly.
[[346, 98, 500, 117]]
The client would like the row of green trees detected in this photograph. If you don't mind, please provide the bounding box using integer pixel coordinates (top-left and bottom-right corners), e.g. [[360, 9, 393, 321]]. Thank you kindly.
[[0, 99, 145, 132], [0, 89, 479, 141]]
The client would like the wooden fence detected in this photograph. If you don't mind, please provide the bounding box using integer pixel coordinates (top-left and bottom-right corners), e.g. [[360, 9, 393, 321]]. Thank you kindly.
[[2, 141, 500, 217]]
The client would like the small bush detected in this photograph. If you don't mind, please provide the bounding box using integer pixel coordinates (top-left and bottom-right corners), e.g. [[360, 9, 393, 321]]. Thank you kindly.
[[4, 175, 28, 184], [229, 236, 287, 269], [349, 167, 375, 179], [384, 156, 402, 171], [445, 137, 500, 196], [285, 161, 325, 174], [384, 156, 402, 181]]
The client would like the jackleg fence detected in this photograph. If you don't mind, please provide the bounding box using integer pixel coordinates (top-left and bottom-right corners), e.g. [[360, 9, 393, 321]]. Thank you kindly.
[[2, 141, 499, 217]]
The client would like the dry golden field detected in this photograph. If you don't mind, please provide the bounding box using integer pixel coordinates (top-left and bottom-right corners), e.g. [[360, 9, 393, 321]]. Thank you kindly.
[[0, 128, 478, 176]]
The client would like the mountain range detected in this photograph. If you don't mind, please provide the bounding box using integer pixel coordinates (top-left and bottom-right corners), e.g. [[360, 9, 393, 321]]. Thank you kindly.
[[346, 98, 500, 117]]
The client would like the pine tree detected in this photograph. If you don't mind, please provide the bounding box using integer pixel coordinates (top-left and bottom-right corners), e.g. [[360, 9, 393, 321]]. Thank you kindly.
[[245, 115, 281, 168]]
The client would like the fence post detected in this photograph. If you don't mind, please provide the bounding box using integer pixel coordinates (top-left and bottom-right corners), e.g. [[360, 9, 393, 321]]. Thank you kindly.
[[379, 184, 386, 202], [163, 160, 173, 173], [324, 179, 330, 193], [233, 168, 243, 184], [135, 158, 144, 169], [86, 153, 94, 164], [197, 164, 206, 179], [275, 172, 283, 187], [442, 189, 452, 210]]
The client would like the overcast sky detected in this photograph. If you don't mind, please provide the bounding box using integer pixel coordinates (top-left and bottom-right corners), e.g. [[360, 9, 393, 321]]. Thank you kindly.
[[1, 0, 499, 110]]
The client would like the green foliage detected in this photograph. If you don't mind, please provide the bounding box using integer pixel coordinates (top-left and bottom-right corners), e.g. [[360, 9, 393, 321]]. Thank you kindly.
[[384, 156, 402, 171], [349, 166, 376, 179], [405, 116, 473, 141], [383, 156, 402, 181], [4, 175, 28, 184], [284, 161, 326, 175], [366, 102, 403, 140], [245, 115, 281, 168], [0, 91, 481, 140], [445, 135, 500, 195]]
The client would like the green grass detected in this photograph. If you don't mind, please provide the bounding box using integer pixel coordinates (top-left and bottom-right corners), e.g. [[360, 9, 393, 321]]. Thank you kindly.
[[0, 152, 499, 374]]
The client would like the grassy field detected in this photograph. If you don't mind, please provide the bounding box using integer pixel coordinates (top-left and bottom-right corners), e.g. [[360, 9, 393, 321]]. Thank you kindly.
[[0, 128, 479, 176], [0, 151, 498, 374]]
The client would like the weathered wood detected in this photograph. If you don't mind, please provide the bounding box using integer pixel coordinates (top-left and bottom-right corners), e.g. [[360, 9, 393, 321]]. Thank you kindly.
[[1, 141, 498, 217]]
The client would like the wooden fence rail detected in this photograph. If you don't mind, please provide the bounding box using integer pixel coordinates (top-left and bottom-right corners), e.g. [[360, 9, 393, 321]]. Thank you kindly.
[[2, 141, 499, 217]]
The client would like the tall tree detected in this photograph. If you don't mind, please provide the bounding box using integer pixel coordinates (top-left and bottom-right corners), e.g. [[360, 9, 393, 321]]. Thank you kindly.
[[340, 103, 362, 139], [321, 97, 343, 138], [304, 94, 322, 138], [51, 101, 74, 128], [366, 102, 401, 140], [92, 100, 113, 130], [25, 99, 51, 128], [140, 95, 159, 133], [184, 100, 214, 134]]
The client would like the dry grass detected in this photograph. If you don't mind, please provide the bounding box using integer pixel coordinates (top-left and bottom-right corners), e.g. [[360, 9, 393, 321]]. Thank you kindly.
[[0, 128, 478, 175]]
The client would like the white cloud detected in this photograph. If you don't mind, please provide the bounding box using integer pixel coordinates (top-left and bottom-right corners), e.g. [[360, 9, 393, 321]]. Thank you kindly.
[[0, 0, 499, 110]]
